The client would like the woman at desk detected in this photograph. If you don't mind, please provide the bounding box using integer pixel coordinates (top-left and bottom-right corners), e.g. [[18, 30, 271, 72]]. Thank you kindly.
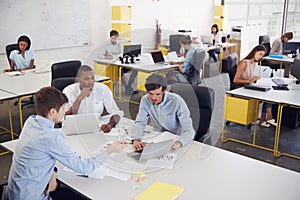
[[208, 24, 222, 62], [234, 45, 275, 127], [4, 35, 35, 72], [170, 35, 196, 83]]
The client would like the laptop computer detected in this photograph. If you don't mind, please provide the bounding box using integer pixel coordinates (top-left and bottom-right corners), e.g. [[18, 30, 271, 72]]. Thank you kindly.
[[150, 51, 168, 64], [127, 139, 173, 162], [201, 35, 211, 44], [62, 113, 100, 136]]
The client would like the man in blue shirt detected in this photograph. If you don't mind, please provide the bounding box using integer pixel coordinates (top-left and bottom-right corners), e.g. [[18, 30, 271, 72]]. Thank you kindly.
[[5, 87, 127, 200], [132, 74, 195, 151]]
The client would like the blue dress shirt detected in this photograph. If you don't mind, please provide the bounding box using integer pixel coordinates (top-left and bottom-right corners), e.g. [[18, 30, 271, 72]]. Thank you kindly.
[[6, 115, 108, 200], [132, 92, 195, 146], [182, 47, 196, 74]]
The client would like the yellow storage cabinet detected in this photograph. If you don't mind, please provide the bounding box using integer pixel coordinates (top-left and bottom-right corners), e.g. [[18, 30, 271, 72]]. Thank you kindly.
[[112, 6, 131, 21], [224, 95, 259, 125], [94, 63, 119, 82]]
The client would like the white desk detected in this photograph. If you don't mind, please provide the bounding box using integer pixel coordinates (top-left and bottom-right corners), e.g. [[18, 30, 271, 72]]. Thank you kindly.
[[95, 54, 178, 102], [222, 78, 300, 159], [262, 56, 294, 76], [2, 136, 300, 200]]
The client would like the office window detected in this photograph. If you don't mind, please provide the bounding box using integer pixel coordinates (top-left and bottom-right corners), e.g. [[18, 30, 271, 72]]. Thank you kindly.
[[286, 0, 300, 41]]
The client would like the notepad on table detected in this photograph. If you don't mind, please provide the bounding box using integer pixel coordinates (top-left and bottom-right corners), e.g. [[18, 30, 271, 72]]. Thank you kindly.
[[5, 71, 25, 76], [135, 181, 184, 200]]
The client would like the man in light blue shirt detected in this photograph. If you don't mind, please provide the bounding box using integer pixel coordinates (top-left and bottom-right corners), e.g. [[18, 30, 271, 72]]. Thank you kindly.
[[5, 87, 127, 200], [132, 74, 195, 151]]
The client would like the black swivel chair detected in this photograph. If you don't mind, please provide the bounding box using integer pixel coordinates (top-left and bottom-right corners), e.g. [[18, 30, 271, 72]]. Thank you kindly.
[[169, 34, 184, 56], [51, 77, 77, 92], [259, 35, 270, 44], [190, 49, 206, 85], [5, 44, 18, 68], [51, 60, 81, 81], [170, 83, 215, 142]]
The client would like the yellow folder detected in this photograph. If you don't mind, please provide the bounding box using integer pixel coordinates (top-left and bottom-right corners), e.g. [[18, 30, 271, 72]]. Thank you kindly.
[[135, 181, 184, 200]]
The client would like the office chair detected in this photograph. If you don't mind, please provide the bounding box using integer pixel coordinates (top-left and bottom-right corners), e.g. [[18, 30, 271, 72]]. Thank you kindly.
[[170, 83, 215, 142], [190, 49, 206, 85], [261, 42, 280, 77], [51, 60, 81, 81], [51, 77, 76, 92], [5, 44, 18, 66], [169, 34, 184, 56], [259, 35, 270, 44]]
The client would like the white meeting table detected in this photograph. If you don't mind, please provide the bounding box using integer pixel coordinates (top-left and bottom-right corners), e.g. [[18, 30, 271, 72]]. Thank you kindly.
[[2, 116, 300, 200], [222, 78, 300, 159]]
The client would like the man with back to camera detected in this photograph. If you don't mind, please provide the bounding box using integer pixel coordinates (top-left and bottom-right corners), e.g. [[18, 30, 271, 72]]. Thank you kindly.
[[63, 65, 123, 133], [131, 74, 195, 151], [99, 30, 138, 95], [5, 87, 127, 200]]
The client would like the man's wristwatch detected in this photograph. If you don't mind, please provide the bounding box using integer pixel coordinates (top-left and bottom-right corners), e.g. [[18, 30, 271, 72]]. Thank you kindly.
[[54, 166, 58, 173]]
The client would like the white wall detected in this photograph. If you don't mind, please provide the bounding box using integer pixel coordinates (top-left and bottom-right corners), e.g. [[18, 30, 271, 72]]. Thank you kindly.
[[110, 0, 214, 45], [0, 0, 110, 72], [0, 0, 214, 72]]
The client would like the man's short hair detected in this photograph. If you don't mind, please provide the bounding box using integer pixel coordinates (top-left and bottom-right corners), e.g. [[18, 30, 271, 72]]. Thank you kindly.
[[76, 65, 93, 77], [34, 87, 68, 118], [110, 30, 119, 37], [145, 74, 168, 92]]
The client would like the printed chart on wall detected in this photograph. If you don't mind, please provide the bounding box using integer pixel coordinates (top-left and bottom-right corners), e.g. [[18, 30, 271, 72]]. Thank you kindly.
[[0, 0, 91, 53]]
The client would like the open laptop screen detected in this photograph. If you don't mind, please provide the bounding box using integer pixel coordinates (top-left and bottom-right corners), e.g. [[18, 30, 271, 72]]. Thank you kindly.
[[151, 51, 165, 63]]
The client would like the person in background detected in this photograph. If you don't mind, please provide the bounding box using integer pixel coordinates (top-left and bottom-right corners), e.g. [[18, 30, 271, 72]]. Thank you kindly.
[[234, 45, 275, 127], [208, 24, 222, 62], [99, 30, 122, 60], [270, 32, 293, 77], [63, 65, 123, 133], [99, 30, 137, 95], [170, 35, 196, 83], [5, 87, 127, 200], [3, 35, 35, 72], [131, 74, 195, 151]]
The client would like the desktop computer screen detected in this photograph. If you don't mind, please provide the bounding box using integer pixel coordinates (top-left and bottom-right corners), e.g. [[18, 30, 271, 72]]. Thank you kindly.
[[123, 44, 142, 57], [283, 42, 300, 56], [291, 58, 300, 82]]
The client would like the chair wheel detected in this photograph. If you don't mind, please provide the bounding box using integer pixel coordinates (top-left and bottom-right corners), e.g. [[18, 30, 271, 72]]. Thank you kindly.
[[247, 124, 252, 129], [225, 121, 230, 126]]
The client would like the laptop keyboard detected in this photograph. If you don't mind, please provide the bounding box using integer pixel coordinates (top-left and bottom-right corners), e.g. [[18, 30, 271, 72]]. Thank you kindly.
[[272, 78, 288, 86]]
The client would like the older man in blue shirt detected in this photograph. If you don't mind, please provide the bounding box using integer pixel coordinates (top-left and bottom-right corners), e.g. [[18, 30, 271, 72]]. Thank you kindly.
[[5, 87, 127, 200], [132, 74, 195, 151]]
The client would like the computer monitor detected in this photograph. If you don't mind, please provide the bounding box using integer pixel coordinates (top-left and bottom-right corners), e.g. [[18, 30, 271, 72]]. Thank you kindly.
[[291, 58, 300, 83], [123, 44, 142, 57], [283, 42, 300, 56]]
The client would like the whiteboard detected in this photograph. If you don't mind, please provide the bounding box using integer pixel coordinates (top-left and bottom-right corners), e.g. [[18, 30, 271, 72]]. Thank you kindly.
[[0, 0, 91, 53]]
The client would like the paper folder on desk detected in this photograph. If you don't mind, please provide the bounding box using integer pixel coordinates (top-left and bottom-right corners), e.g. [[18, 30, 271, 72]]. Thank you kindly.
[[135, 181, 184, 200]]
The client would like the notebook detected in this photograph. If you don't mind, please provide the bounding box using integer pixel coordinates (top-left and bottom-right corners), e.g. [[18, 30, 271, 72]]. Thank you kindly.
[[150, 51, 168, 64], [62, 113, 100, 135], [127, 139, 173, 162], [134, 181, 184, 200]]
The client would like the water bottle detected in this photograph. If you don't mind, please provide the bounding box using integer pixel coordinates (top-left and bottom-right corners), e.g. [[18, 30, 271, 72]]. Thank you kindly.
[[180, 47, 185, 58]]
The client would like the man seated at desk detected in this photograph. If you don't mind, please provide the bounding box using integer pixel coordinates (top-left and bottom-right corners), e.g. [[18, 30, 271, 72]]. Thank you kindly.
[[5, 87, 127, 200], [131, 74, 195, 150], [63, 65, 123, 133], [99, 30, 137, 95]]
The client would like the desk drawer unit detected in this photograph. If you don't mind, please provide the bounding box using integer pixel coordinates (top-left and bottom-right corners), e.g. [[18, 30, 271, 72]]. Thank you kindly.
[[225, 95, 258, 125]]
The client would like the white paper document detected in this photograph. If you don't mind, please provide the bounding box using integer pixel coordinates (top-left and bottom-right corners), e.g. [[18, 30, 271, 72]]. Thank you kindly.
[[146, 153, 177, 169]]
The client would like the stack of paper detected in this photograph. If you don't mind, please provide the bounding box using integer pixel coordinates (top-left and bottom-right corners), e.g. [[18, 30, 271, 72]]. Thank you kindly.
[[5, 71, 24, 76], [134, 181, 184, 200]]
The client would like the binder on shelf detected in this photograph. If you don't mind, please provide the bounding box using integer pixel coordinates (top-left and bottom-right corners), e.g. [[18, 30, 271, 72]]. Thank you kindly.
[[134, 181, 184, 200]]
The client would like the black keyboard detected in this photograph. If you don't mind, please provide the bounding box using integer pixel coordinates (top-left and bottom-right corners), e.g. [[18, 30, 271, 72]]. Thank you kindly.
[[272, 78, 288, 86]]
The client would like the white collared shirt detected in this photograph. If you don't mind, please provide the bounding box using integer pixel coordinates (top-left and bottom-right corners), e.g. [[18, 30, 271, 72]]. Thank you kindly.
[[63, 82, 123, 116]]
